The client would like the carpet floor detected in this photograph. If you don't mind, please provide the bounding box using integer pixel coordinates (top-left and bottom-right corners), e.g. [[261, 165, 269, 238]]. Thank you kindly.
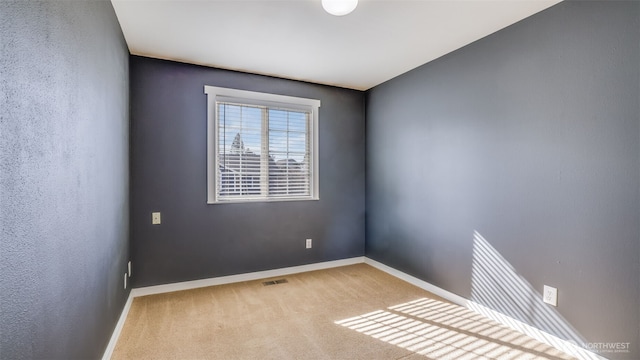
[[111, 264, 576, 360]]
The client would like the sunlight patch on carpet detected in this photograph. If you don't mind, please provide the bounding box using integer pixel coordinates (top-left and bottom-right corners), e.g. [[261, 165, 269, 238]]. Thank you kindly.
[[335, 298, 575, 360]]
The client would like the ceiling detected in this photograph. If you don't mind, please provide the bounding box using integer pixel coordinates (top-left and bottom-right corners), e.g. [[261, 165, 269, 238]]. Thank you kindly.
[[111, 0, 561, 91]]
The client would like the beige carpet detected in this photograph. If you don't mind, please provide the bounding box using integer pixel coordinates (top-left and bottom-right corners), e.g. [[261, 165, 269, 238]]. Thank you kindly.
[[111, 264, 576, 360]]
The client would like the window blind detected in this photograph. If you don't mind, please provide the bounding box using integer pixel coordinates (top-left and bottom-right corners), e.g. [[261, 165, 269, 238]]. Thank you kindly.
[[216, 102, 311, 201]]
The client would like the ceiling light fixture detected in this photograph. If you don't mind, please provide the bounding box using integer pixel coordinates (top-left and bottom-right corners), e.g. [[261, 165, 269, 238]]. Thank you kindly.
[[322, 0, 358, 16]]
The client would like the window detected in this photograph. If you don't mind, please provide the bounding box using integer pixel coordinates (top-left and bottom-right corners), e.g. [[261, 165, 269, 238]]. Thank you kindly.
[[205, 86, 320, 204]]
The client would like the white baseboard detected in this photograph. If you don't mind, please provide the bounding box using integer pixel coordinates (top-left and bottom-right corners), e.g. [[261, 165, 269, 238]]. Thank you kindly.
[[101, 256, 365, 359], [103, 256, 606, 360], [364, 257, 607, 360], [102, 292, 133, 360], [364, 257, 469, 306], [131, 257, 365, 297]]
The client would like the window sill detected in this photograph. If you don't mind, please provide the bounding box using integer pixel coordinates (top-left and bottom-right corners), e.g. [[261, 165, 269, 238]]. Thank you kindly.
[[207, 196, 320, 205]]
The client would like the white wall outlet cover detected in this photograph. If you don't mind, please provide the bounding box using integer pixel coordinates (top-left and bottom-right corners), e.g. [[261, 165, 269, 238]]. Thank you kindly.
[[543, 285, 558, 306], [128, 261, 132, 277], [124, 273, 127, 289], [152, 212, 161, 225], [306, 239, 312, 249]]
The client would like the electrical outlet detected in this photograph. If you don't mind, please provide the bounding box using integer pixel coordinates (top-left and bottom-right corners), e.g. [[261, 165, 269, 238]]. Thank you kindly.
[[124, 273, 127, 289], [128, 261, 132, 277], [543, 285, 557, 306], [306, 239, 312, 249], [152, 212, 161, 225]]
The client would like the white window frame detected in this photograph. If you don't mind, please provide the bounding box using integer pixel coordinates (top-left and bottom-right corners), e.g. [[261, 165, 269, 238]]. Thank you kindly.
[[205, 85, 320, 204]]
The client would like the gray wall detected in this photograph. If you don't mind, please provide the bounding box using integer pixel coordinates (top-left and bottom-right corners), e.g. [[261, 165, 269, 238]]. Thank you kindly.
[[130, 57, 365, 287], [366, 1, 639, 359], [0, 1, 130, 359]]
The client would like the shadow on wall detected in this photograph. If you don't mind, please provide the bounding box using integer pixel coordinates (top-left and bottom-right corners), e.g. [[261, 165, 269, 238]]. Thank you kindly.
[[470, 231, 585, 346]]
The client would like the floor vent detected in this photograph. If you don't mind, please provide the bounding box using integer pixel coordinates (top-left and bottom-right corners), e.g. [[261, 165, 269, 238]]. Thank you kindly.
[[262, 279, 288, 286]]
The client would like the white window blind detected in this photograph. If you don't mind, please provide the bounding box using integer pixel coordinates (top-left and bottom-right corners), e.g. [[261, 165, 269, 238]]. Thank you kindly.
[[205, 86, 320, 204]]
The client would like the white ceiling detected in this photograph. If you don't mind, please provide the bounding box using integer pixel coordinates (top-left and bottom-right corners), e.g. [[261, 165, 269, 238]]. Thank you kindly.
[[111, 0, 561, 91]]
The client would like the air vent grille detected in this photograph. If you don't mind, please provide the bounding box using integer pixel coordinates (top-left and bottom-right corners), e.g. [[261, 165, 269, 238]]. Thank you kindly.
[[262, 279, 288, 286]]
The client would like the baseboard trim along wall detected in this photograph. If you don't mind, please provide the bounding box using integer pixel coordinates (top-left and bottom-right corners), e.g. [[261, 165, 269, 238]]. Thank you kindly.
[[102, 256, 605, 360], [363, 258, 607, 360], [101, 257, 364, 360], [102, 293, 134, 360], [131, 257, 365, 297]]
